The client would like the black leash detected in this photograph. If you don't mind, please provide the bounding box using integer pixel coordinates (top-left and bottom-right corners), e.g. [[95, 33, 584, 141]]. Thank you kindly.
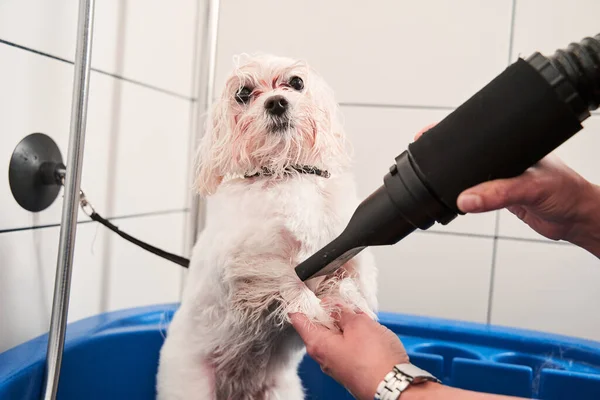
[[75, 165, 329, 269], [78, 189, 190, 268], [90, 211, 190, 268]]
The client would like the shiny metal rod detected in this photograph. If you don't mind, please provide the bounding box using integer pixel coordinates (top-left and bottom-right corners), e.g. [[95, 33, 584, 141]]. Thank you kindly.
[[41, 0, 95, 398], [187, 0, 221, 254]]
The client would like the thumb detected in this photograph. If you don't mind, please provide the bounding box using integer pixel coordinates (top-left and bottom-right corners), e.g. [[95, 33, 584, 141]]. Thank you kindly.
[[289, 313, 339, 344], [457, 175, 540, 213]]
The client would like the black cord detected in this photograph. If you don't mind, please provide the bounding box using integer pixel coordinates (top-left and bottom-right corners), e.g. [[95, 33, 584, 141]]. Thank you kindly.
[[89, 211, 190, 268]]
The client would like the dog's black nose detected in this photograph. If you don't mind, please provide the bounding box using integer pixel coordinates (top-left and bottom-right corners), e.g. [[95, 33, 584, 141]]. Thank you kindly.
[[264, 95, 288, 116]]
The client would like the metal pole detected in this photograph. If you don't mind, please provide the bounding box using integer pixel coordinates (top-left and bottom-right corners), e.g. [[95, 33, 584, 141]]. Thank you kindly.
[[41, 0, 95, 398], [187, 0, 221, 255]]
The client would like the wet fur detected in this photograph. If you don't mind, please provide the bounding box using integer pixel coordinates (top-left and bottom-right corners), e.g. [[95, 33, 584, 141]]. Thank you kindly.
[[156, 54, 378, 399]]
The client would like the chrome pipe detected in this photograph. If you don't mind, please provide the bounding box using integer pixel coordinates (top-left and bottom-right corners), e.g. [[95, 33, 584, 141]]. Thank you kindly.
[[187, 0, 221, 254], [41, 0, 95, 398]]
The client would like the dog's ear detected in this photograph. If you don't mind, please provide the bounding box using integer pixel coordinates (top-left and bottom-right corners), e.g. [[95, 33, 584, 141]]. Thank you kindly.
[[306, 67, 352, 166], [194, 98, 228, 196]]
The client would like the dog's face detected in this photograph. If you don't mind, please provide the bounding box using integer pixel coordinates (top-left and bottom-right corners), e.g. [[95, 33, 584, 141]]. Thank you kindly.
[[195, 54, 350, 195]]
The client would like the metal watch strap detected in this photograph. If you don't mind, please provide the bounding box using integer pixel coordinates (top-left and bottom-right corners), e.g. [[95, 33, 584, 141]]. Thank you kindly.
[[374, 363, 440, 400]]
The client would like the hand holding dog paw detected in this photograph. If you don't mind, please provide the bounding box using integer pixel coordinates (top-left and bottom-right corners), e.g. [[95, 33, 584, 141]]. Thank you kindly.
[[290, 304, 409, 400], [290, 304, 525, 400]]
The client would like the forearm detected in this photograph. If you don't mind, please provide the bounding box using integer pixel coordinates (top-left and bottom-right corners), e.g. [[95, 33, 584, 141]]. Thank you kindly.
[[402, 382, 522, 400]]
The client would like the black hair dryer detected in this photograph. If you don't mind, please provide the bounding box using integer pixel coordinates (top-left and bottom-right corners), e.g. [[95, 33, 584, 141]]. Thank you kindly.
[[295, 33, 600, 281]]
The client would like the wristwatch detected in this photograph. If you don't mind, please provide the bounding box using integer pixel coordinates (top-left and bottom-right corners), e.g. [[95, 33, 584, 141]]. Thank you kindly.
[[374, 363, 441, 400]]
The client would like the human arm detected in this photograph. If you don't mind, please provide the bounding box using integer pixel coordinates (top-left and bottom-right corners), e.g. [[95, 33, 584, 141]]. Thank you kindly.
[[290, 305, 523, 400], [399, 382, 520, 400]]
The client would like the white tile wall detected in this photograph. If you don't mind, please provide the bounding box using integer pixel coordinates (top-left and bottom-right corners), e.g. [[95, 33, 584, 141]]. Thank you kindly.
[[0, 0, 198, 97], [0, 44, 191, 232], [0, 213, 184, 353], [0, 45, 72, 231], [0, 0, 197, 352], [491, 239, 600, 342], [100, 213, 185, 313], [510, 0, 600, 64], [373, 232, 494, 323], [214, 0, 514, 108]]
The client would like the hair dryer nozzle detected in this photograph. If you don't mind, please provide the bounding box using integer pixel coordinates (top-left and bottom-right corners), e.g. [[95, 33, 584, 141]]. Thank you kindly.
[[295, 33, 600, 282]]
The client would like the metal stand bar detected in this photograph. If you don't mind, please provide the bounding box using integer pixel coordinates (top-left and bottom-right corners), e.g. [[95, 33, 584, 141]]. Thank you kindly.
[[41, 0, 95, 398], [187, 0, 221, 253]]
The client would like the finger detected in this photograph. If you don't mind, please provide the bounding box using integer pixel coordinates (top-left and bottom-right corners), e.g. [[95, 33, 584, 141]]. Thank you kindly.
[[290, 313, 340, 363], [289, 313, 338, 343], [320, 297, 353, 320], [336, 304, 371, 332], [413, 122, 438, 141], [456, 175, 540, 213]]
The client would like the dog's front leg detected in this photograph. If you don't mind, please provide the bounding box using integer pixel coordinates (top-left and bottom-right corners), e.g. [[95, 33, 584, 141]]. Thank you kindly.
[[312, 259, 377, 320], [225, 259, 341, 330]]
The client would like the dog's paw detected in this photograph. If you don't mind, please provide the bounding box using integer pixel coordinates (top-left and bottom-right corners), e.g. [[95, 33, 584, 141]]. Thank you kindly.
[[317, 277, 377, 321], [282, 285, 337, 329]]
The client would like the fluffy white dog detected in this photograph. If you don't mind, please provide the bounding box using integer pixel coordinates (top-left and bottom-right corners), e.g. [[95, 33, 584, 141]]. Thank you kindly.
[[156, 54, 378, 400]]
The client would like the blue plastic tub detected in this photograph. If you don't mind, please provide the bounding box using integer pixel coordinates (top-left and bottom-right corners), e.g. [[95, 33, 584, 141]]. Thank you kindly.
[[1, 304, 600, 399]]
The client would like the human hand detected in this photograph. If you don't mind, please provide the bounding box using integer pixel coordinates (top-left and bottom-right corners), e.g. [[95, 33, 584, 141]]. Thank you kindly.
[[414, 125, 600, 255], [290, 303, 522, 400], [290, 303, 409, 400]]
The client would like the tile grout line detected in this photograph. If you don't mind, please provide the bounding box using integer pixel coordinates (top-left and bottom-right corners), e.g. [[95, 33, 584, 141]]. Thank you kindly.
[[506, 0, 518, 65], [1, 205, 571, 247], [93, 69, 193, 101], [415, 228, 573, 246], [486, 211, 501, 325], [339, 102, 455, 111], [485, 0, 518, 326], [1, 35, 476, 113], [0, 208, 189, 235], [179, 0, 206, 300], [0, 37, 193, 102], [0, 37, 71, 63]]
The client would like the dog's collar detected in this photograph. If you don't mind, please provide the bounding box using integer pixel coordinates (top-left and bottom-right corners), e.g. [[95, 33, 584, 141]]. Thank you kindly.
[[244, 165, 331, 179]]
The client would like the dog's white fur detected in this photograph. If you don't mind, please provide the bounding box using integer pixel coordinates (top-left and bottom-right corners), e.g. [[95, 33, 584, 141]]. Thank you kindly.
[[156, 54, 378, 400]]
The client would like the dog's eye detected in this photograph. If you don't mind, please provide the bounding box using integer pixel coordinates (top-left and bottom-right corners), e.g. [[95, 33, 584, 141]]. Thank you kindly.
[[235, 86, 253, 104], [289, 76, 304, 91]]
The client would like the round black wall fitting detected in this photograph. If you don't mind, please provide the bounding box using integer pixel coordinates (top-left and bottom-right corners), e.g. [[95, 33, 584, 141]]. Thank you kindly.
[[9, 133, 66, 212]]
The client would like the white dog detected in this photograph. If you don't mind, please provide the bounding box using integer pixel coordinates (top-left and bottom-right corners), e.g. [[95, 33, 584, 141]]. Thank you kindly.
[[156, 54, 378, 400]]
